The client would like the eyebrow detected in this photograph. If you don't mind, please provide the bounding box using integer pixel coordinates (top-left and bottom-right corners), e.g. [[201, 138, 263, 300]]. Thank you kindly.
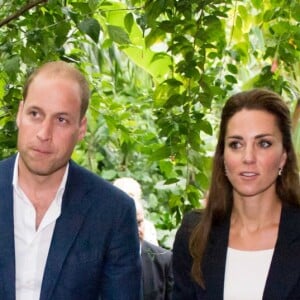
[[226, 133, 274, 139], [26, 105, 71, 116]]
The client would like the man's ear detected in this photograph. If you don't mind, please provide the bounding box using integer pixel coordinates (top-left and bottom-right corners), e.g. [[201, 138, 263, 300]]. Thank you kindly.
[[16, 101, 24, 128], [78, 116, 87, 141]]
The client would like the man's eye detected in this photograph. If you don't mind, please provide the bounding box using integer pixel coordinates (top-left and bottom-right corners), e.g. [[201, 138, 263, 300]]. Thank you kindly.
[[30, 111, 38, 117], [58, 117, 67, 123]]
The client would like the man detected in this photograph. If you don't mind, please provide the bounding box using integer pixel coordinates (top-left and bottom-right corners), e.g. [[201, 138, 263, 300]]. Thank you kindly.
[[113, 177, 173, 299], [136, 200, 173, 300], [0, 61, 141, 300], [113, 177, 158, 245]]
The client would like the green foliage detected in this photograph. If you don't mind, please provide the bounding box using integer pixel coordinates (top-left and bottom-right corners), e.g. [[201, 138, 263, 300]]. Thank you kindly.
[[0, 0, 299, 247]]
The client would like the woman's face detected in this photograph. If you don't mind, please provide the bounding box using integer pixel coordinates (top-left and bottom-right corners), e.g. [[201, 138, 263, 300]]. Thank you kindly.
[[223, 109, 287, 199]]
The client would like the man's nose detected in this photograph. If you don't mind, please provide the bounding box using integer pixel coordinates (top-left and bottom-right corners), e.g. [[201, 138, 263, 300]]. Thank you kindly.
[[36, 119, 53, 141]]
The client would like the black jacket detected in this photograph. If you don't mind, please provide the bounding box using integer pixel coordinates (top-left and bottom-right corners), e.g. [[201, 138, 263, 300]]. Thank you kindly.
[[141, 240, 173, 300], [172, 205, 300, 299]]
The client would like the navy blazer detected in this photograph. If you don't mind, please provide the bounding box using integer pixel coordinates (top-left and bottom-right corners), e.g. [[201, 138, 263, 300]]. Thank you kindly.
[[141, 240, 173, 300], [172, 205, 300, 300], [0, 155, 142, 300]]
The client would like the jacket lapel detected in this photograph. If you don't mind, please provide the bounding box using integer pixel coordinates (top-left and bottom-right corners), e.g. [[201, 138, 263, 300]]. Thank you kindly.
[[40, 161, 95, 300], [263, 205, 300, 299], [203, 217, 230, 299], [199, 205, 300, 300], [0, 156, 16, 300]]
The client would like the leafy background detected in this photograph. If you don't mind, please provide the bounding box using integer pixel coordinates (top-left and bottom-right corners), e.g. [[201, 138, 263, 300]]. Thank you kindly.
[[0, 0, 299, 247]]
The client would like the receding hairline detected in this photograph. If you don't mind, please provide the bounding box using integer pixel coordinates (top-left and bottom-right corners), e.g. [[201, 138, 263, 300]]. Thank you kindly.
[[23, 61, 90, 118]]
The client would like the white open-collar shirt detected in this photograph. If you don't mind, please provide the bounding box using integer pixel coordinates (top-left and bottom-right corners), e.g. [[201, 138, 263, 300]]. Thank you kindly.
[[13, 154, 68, 300]]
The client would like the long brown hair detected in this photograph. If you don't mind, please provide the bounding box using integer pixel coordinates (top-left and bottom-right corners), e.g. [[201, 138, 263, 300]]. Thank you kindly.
[[189, 88, 300, 288]]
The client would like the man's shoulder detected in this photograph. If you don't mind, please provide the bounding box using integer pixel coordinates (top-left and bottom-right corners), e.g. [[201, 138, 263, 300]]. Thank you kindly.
[[68, 160, 135, 207], [142, 240, 172, 259], [0, 154, 16, 168], [0, 155, 16, 178]]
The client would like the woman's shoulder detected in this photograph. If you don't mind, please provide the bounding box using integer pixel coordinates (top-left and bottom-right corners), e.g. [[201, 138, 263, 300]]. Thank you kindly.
[[180, 209, 204, 233], [282, 203, 300, 226]]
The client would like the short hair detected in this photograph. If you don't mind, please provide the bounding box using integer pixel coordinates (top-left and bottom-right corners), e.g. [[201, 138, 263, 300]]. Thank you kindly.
[[22, 61, 90, 119], [113, 177, 142, 201]]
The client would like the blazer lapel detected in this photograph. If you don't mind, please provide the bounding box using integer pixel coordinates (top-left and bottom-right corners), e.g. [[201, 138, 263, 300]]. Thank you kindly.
[[263, 205, 300, 299], [203, 217, 230, 299], [0, 156, 16, 300], [40, 162, 95, 300]]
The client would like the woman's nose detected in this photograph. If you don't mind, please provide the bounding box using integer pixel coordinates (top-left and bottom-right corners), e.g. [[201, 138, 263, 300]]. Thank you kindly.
[[243, 144, 256, 163]]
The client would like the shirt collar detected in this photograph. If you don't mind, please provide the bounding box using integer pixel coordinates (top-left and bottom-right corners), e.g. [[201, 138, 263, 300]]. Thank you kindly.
[[12, 153, 69, 207]]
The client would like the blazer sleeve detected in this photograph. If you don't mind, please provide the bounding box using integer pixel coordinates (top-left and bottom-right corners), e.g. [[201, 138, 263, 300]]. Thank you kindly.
[[166, 250, 174, 300], [100, 198, 142, 300], [172, 210, 202, 300]]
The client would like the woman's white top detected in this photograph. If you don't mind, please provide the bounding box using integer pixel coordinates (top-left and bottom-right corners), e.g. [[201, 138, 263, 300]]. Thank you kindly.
[[223, 247, 274, 300]]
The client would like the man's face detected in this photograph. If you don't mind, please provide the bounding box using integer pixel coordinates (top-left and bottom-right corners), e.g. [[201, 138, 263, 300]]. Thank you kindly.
[[136, 207, 145, 241], [16, 74, 87, 178]]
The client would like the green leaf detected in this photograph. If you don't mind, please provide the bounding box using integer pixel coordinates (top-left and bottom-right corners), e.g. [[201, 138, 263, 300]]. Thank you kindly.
[[0, 76, 6, 100], [199, 119, 213, 136], [237, 5, 248, 21], [71, 3, 93, 14], [164, 94, 185, 108], [101, 169, 117, 180], [271, 21, 290, 35], [21, 47, 37, 65], [3, 57, 20, 81], [144, 0, 166, 26], [164, 178, 180, 184], [225, 74, 238, 84], [145, 27, 166, 48], [263, 9, 276, 22], [124, 13, 134, 33], [55, 21, 71, 47], [89, 0, 101, 12], [227, 63, 238, 74], [291, 4, 300, 21], [251, 0, 262, 9], [150, 145, 172, 160], [159, 21, 175, 33], [78, 18, 101, 43], [159, 160, 177, 178], [107, 25, 131, 45]]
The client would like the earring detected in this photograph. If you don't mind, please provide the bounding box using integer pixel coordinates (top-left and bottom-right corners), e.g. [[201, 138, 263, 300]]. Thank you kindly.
[[278, 167, 283, 176]]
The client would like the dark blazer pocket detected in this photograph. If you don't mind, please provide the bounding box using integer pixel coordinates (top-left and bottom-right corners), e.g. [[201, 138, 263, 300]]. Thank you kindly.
[[60, 250, 102, 291]]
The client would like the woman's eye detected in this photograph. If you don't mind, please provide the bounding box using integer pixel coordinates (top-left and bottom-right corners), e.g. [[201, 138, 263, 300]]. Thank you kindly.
[[259, 140, 272, 148], [228, 141, 241, 149]]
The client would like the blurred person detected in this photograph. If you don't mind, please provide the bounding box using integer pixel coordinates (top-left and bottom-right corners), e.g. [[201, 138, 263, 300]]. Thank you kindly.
[[136, 199, 173, 300], [113, 177, 158, 245], [172, 89, 300, 299], [0, 61, 141, 300]]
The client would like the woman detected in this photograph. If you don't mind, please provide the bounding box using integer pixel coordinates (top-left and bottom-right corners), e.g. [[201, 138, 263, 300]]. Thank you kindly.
[[172, 88, 300, 299]]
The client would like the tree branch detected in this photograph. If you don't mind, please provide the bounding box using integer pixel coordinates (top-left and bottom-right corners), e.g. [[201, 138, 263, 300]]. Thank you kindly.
[[0, 0, 48, 28]]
